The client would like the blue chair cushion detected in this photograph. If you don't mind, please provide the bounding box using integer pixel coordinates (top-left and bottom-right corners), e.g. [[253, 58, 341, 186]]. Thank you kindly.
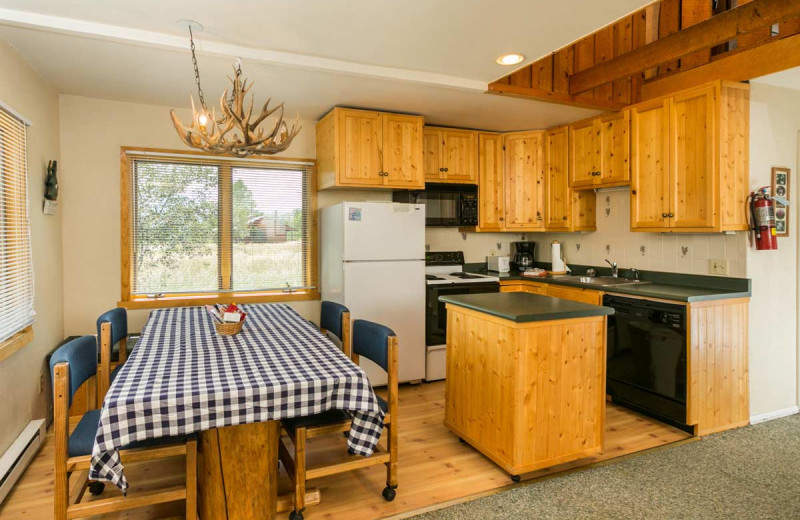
[[50, 336, 98, 408], [110, 363, 124, 384], [68, 409, 192, 457], [376, 394, 388, 413], [282, 409, 351, 431], [320, 301, 348, 342], [352, 320, 395, 372], [96, 308, 129, 350]]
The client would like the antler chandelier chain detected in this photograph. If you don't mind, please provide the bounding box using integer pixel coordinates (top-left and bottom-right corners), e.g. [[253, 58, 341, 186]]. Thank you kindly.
[[171, 24, 301, 157]]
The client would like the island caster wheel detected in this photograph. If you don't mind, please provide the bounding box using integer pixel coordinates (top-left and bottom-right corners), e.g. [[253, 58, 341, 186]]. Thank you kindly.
[[382, 486, 397, 502], [88, 481, 105, 495], [289, 510, 304, 520], [510, 475, 521, 483]]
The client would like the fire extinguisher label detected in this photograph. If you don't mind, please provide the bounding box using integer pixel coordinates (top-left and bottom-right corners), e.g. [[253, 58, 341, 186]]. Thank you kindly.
[[771, 227, 777, 236], [755, 205, 775, 224]]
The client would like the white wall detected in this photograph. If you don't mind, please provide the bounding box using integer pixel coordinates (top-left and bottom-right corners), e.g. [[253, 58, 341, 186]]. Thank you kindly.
[[0, 40, 63, 454], [59, 95, 391, 335], [747, 83, 800, 417], [427, 189, 748, 278]]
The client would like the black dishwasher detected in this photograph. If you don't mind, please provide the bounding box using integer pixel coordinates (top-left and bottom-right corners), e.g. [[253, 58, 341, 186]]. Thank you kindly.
[[604, 295, 689, 431]]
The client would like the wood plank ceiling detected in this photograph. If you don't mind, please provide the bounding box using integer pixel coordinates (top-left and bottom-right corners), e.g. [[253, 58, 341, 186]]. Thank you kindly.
[[489, 0, 800, 110]]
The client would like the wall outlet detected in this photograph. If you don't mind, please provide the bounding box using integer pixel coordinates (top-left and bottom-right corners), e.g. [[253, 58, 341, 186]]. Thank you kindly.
[[709, 259, 728, 275]]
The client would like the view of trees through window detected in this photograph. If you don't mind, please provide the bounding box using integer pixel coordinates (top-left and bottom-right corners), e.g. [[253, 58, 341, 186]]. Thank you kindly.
[[132, 160, 309, 295]]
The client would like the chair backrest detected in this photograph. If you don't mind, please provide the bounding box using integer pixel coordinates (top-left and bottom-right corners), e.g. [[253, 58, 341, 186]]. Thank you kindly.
[[320, 301, 348, 342], [97, 308, 128, 347], [352, 319, 395, 372], [50, 335, 97, 408]]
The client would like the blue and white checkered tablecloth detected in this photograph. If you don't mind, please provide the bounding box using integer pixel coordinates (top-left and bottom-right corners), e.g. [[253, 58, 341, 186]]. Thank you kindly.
[[89, 304, 385, 493]]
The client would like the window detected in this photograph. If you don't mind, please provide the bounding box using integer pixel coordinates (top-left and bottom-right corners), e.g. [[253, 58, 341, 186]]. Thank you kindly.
[[121, 148, 317, 307], [0, 104, 34, 353]]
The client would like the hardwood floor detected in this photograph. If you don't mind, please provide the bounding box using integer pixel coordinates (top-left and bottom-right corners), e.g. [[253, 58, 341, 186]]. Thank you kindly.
[[0, 381, 690, 520]]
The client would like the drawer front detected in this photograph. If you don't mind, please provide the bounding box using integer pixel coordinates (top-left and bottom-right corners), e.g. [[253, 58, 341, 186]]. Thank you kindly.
[[545, 285, 602, 305]]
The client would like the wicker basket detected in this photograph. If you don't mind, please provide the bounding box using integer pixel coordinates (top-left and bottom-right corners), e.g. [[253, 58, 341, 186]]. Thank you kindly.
[[214, 319, 244, 336]]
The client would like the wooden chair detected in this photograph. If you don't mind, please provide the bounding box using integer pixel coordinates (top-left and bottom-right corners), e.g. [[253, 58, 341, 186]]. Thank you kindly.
[[319, 301, 351, 357], [51, 335, 197, 520], [279, 319, 399, 520], [96, 308, 138, 408]]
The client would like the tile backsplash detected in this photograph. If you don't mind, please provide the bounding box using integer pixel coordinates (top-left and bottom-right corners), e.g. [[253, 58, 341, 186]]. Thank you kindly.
[[426, 188, 748, 277]]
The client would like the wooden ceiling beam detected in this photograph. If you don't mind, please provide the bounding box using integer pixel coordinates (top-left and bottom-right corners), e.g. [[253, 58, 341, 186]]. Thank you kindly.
[[568, 0, 800, 95], [486, 82, 625, 111], [641, 32, 800, 100]]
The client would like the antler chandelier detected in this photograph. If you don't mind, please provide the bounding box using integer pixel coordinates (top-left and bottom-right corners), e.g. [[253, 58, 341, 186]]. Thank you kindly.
[[170, 24, 301, 157]]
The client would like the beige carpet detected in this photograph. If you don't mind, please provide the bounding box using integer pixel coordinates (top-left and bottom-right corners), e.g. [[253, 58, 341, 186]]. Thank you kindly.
[[412, 414, 800, 520]]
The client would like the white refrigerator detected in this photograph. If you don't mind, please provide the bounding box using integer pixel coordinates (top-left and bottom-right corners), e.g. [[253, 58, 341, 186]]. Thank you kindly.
[[321, 202, 426, 384]]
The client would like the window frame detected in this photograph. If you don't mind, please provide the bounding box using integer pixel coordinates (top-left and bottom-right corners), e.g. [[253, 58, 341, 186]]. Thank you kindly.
[[119, 146, 319, 309]]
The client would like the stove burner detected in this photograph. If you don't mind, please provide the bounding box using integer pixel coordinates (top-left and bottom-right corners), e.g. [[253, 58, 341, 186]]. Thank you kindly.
[[449, 272, 483, 279], [426, 274, 445, 281]]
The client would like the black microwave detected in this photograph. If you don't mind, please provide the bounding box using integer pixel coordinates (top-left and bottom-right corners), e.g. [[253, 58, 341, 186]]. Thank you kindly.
[[393, 183, 478, 227]]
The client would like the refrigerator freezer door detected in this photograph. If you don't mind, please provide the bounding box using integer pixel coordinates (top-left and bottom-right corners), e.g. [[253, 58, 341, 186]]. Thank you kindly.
[[343, 202, 425, 261], [343, 259, 425, 384]]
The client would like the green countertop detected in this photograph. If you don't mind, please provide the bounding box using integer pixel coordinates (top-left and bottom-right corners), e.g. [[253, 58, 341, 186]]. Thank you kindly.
[[439, 292, 614, 323]]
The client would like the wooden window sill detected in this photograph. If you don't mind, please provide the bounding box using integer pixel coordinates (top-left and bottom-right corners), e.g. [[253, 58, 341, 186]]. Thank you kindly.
[[0, 326, 34, 363], [119, 291, 321, 310]]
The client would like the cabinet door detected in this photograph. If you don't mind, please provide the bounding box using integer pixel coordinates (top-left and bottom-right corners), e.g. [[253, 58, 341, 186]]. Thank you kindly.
[[423, 129, 443, 181], [337, 109, 384, 186], [545, 127, 571, 231], [504, 132, 546, 231], [670, 87, 716, 229], [478, 133, 505, 231], [569, 120, 599, 188], [382, 114, 424, 188], [599, 110, 630, 186], [442, 130, 477, 182], [631, 100, 671, 230]]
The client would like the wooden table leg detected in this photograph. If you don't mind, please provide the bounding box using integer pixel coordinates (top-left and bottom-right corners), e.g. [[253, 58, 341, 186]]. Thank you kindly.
[[198, 421, 279, 520]]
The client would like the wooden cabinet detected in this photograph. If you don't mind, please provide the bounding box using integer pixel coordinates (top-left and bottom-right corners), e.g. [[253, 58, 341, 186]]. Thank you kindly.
[[499, 281, 547, 294], [569, 111, 630, 189], [631, 81, 749, 232], [317, 108, 424, 189], [503, 131, 546, 231], [545, 127, 596, 232], [477, 133, 505, 231], [501, 281, 602, 305], [423, 127, 477, 183]]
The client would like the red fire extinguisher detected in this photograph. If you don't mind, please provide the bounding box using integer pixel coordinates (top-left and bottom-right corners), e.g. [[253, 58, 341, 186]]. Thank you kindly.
[[749, 187, 778, 250]]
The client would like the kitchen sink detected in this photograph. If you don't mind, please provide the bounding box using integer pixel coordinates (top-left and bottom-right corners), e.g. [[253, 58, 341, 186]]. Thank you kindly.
[[555, 275, 649, 287]]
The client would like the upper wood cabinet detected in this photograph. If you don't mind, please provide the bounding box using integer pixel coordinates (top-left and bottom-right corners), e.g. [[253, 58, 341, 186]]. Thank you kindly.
[[631, 81, 749, 232], [569, 111, 631, 189], [503, 131, 546, 231], [477, 133, 505, 231], [424, 127, 477, 183], [317, 108, 424, 190], [545, 127, 596, 232]]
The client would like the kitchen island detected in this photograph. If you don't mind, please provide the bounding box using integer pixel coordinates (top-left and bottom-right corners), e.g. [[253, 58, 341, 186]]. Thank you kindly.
[[440, 292, 614, 479]]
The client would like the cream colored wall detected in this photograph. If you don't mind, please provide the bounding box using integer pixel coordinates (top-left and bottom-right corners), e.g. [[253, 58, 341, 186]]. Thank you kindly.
[[0, 40, 63, 454], [59, 95, 390, 335], [747, 83, 800, 417], [427, 189, 748, 277]]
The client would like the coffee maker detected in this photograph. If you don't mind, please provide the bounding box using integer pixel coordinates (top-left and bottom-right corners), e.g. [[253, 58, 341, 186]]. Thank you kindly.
[[511, 241, 536, 271]]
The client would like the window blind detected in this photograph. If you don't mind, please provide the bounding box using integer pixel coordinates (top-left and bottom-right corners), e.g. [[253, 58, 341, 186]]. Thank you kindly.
[[0, 107, 34, 343], [125, 152, 316, 298]]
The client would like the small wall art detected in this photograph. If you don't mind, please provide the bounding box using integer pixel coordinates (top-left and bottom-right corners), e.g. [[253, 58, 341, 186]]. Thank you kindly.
[[772, 166, 790, 237]]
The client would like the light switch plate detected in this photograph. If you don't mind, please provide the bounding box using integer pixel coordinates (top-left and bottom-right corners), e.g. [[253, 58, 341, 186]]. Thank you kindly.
[[709, 259, 728, 275]]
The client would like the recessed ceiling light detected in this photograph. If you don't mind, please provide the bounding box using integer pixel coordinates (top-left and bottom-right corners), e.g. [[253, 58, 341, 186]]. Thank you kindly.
[[496, 53, 525, 66]]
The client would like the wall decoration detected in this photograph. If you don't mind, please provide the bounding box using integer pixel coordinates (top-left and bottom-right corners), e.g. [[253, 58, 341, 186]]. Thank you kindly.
[[772, 167, 790, 237], [43, 160, 58, 216]]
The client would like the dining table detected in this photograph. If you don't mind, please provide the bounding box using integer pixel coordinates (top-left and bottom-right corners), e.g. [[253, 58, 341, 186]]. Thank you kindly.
[[89, 303, 386, 519]]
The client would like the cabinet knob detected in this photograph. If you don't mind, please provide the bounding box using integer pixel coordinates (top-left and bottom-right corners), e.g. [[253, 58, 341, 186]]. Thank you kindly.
[[562, 216, 568, 221], [444, 167, 449, 172], [668, 213, 675, 218], [662, 213, 668, 218], [632, 190, 637, 195], [439, 168, 445, 172], [499, 217, 504, 221]]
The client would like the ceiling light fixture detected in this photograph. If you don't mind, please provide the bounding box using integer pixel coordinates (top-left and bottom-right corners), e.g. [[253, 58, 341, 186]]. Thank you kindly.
[[496, 53, 525, 66], [170, 20, 301, 157]]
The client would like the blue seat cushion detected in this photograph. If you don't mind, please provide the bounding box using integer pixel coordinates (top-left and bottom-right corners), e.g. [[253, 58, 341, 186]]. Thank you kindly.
[[110, 363, 124, 384], [68, 409, 191, 457], [282, 409, 351, 432], [376, 394, 387, 413]]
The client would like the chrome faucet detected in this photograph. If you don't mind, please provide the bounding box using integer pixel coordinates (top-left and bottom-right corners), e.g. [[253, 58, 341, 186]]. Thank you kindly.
[[605, 259, 618, 278]]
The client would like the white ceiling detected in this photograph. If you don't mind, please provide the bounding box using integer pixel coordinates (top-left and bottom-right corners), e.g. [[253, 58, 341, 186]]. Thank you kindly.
[[753, 67, 800, 92], [0, 0, 652, 131]]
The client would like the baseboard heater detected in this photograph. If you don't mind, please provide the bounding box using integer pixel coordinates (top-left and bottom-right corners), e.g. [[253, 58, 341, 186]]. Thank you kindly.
[[0, 419, 46, 505]]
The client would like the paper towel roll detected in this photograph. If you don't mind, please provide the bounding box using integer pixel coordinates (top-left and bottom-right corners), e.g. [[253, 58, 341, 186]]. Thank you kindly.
[[551, 241, 566, 273]]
